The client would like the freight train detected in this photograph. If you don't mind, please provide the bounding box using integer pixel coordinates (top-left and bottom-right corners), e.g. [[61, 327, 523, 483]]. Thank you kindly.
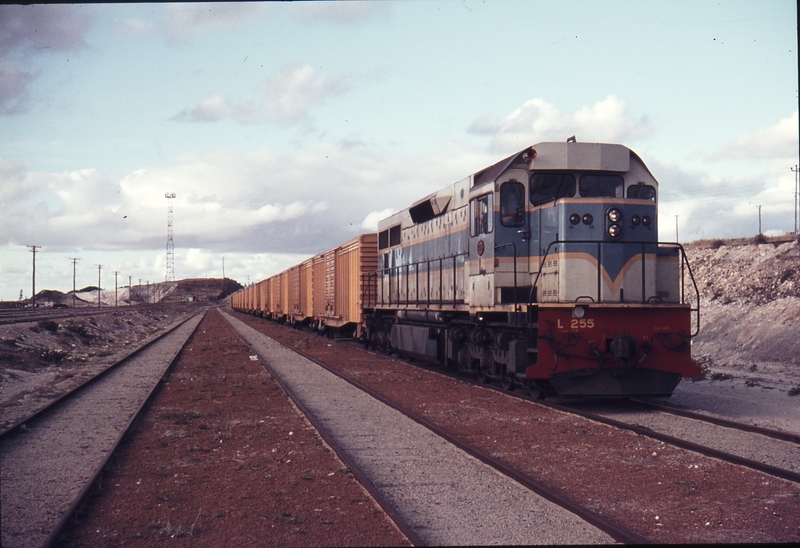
[[231, 140, 701, 398]]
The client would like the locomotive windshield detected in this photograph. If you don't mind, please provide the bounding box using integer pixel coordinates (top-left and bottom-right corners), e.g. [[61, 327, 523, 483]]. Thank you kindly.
[[529, 173, 576, 206], [578, 174, 624, 198], [626, 183, 657, 201]]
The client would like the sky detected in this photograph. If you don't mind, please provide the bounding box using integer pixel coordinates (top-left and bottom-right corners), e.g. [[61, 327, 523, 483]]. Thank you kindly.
[[1, 0, 798, 301]]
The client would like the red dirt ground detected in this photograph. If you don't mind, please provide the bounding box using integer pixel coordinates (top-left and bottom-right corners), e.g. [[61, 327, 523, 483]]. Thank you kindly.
[[57, 309, 410, 547], [233, 312, 800, 544]]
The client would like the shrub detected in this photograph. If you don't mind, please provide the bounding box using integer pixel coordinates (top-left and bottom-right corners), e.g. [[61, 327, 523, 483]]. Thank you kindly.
[[37, 320, 59, 332]]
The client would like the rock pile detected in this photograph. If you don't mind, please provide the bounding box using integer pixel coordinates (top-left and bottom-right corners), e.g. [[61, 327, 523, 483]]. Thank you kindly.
[[686, 239, 800, 388], [689, 239, 799, 306]]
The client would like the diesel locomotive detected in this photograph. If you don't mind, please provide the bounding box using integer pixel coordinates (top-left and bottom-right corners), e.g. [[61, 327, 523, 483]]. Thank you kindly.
[[233, 140, 702, 398]]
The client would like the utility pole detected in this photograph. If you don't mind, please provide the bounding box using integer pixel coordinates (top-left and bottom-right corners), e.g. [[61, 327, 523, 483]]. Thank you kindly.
[[792, 165, 799, 235], [113, 271, 119, 307], [69, 258, 79, 308], [96, 264, 103, 308], [128, 275, 132, 306], [674, 215, 679, 243], [222, 256, 225, 279], [28, 245, 39, 310], [757, 205, 762, 235]]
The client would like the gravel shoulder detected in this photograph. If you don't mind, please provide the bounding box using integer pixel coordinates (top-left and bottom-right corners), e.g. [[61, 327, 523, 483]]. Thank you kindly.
[[58, 308, 410, 547], [0, 304, 199, 432]]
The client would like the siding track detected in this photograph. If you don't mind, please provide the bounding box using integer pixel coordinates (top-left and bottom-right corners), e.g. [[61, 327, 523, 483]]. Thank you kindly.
[[0, 311, 204, 548]]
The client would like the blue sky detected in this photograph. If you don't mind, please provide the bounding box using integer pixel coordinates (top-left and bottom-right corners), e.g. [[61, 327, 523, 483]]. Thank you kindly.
[[1, 1, 798, 300]]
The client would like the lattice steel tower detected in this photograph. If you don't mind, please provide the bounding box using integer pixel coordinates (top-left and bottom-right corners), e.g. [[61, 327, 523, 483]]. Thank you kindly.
[[165, 192, 176, 281]]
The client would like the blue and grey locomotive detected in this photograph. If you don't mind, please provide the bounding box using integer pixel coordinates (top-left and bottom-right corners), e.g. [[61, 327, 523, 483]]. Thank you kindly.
[[365, 140, 701, 397]]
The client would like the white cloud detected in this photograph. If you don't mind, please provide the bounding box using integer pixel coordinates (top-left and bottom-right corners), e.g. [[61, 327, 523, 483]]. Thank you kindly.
[[112, 17, 150, 36], [0, 4, 93, 53], [469, 96, 652, 152], [163, 3, 263, 41], [361, 208, 396, 231], [712, 110, 799, 161], [0, 4, 93, 117], [290, 2, 392, 25], [173, 64, 351, 125], [0, 63, 38, 115], [0, 140, 493, 263]]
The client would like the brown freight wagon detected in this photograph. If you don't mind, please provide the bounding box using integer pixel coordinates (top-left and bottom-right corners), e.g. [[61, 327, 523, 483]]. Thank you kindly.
[[290, 258, 314, 325], [317, 233, 377, 336], [257, 278, 269, 317]]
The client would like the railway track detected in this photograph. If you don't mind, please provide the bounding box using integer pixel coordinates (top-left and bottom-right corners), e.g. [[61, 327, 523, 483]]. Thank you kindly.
[[420, 362, 800, 485], [0, 305, 151, 326], [336, 339, 800, 486], [552, 399, 800, 484], [223, 310, 621, 545], [0, 310, 205, 548], [336, 340, 800, 486], [229, 310, 800, 543], [224, 312, 645, 543]]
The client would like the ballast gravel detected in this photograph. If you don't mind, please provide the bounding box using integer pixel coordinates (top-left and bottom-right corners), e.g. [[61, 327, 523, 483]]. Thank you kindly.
[[0, 312, 204, 548], [223, 311, 613, 545], [232, 310, 800, 544]]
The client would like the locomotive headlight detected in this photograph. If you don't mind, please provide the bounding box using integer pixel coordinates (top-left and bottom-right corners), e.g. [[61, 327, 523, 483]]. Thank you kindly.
[[631, 214, 641, 226], [608, 224, 622, 238], [569, 213, 581, 225], [642, 215, 652, 227], [582, 213, 593, 225], [572, 306, 586, 319], [608, 208, 622, 223]]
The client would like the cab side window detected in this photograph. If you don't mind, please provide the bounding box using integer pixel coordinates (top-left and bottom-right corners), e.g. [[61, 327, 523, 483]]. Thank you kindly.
[[470, 194, 493, 236], [500, 181, 525, 227]]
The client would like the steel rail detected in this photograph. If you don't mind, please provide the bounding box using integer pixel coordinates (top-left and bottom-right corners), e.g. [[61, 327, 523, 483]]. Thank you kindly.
[[339, 337, 800, 485], [0, 303, 157, 326], [41, 309, 207, 548], [542, 399, 800, 485], [221, 312, 424, 547], [229, 311, 647, 545], [395, 358, 800, 485], [627, 398, 800, 444], [0, 308, 207, 441]]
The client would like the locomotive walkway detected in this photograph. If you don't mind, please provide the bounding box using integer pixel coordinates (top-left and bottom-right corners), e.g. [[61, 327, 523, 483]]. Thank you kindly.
[[222, 311, 613, 545]]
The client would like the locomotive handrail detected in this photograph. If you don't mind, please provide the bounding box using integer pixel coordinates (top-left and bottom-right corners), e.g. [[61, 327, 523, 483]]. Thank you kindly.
[[363, 252, 468, 309], [532, 239, 700, 337]]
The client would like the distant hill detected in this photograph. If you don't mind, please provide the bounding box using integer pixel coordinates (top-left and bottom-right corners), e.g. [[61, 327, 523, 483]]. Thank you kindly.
[[5, 278, 243, 308]]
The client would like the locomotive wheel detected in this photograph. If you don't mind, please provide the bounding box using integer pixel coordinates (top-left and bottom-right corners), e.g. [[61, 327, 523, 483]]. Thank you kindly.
[[528, 381, 546, 400], [500, 370, 515, 392]]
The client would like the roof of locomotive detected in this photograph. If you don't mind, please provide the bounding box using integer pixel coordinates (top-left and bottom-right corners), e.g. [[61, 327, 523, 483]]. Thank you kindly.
[[378, 141, 656, 232], [473, 141, 635, 188]]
